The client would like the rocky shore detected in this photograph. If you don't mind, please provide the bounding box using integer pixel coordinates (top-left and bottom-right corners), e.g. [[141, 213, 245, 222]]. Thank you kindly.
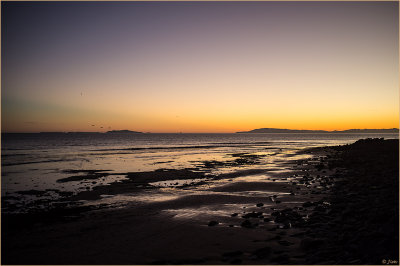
[[2, 138, 398, 264], [302, 138, 399, 264]]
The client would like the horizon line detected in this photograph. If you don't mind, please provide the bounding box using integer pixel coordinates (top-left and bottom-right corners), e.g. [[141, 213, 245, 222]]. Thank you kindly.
[[2, 127, 399, 134]]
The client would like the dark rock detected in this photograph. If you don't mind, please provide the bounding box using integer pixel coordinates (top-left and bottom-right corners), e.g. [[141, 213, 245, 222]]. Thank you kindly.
[[241, 220, 254, 228], [282, 221, 292, 229], [242, 212, 263, 219], [208, 221, 219, 226], [231, 213, 238, 217], [256, 203, 264, 207], [271, 211, 280, 216], [316, 164, 325, 171], [274, 215, 288, 223]]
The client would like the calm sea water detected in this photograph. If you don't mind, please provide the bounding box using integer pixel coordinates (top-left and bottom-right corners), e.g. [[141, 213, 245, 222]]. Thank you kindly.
[[2, 133, 398, 212]]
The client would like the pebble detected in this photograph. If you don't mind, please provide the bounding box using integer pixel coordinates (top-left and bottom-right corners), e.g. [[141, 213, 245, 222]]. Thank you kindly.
[[241, 219, 254, 228], [208, 221, 219, 226]]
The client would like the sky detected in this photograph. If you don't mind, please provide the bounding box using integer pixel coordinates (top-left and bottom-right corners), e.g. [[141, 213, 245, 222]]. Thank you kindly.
[[2, 1, 399, 133]]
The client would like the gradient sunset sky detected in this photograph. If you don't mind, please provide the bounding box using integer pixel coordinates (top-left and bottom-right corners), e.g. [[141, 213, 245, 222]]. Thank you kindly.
[[2, 1, 399, 133]]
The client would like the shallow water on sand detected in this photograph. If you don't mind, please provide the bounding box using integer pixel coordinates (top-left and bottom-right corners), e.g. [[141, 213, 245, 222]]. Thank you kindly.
[[2, 133, 397, 213]]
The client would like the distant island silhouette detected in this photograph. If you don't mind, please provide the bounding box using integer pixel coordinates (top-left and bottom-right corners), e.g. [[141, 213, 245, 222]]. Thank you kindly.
[[106, 130, 143, 134], [237, 128, 400, 133]]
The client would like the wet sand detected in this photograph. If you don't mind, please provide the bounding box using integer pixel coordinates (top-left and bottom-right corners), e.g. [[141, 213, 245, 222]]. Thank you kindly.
[[2, 138, 398, 264]]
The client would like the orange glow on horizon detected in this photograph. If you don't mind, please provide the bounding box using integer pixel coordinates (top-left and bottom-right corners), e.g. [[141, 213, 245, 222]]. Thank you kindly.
[[3, 111, 398, 133]]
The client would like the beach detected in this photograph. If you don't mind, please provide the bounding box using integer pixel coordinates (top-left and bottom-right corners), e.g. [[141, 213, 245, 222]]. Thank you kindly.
[[2, 1, 398, 264], [2, 137, 398, 264]]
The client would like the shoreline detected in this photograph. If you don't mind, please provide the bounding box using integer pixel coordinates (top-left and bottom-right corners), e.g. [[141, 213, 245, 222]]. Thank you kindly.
[[2, 138, 399, 264], [302, 138, 399, 264]]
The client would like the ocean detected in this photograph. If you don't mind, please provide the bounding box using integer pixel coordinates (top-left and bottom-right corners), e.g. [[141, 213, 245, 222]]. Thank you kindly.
[[2, 132, 398, 213]]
